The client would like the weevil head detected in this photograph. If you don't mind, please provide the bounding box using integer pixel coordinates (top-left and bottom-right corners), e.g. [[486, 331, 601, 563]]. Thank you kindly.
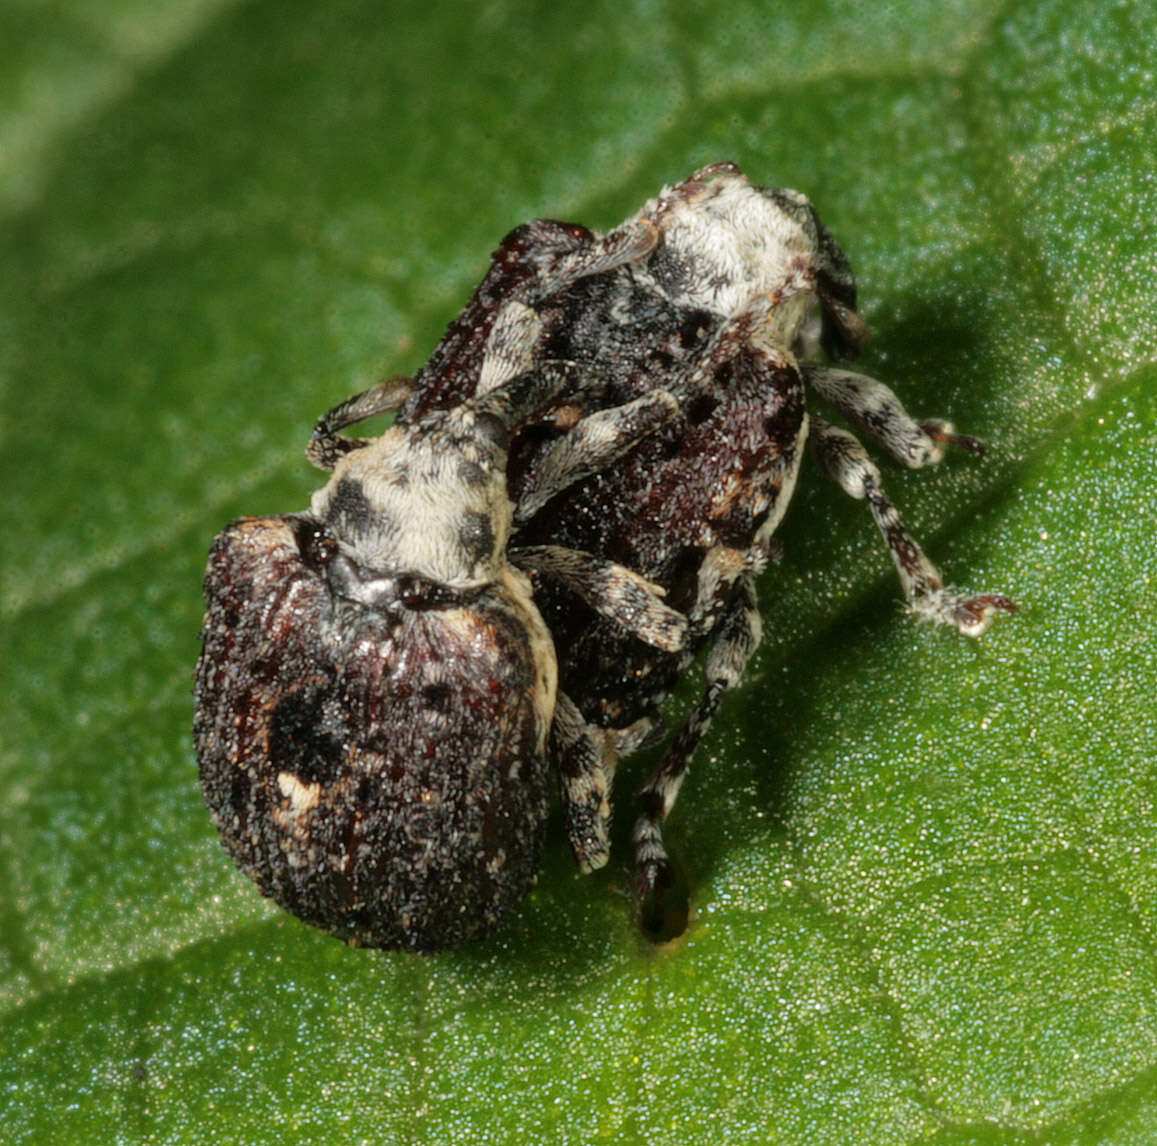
[[640, 170, 843, 352], [309, 407, 513, 605]]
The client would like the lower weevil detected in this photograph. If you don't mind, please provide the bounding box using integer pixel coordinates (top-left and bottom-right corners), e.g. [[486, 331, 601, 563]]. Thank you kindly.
[[195, 367, 685, 950]]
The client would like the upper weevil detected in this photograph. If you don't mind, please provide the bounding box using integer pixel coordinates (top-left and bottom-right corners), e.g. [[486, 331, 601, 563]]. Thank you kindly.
[[393, 162, 1015, 926]]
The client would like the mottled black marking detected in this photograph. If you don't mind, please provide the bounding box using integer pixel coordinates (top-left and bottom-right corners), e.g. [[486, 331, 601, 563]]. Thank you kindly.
[[291, 515, 337, 573], [678, 309, 713, 350], [326, 477, 377, 535], [686, 393, 719, 426], [397, 575, 466, 611], [269, 683, 342, 786], [458, 458, 489, 488], [457, 511, 495, 563], [422, 682, 452, 713]]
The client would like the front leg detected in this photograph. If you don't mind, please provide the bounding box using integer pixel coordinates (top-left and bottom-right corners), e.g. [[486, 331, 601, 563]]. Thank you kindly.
[[808, 413, 1016, 635], [511, 545, 687, 653], [533, 217, 659, 299], [802, 365, 985, 469], [515, 390, 679, 522], [306, 375, 413, 470], [552, 691, 618, 871]]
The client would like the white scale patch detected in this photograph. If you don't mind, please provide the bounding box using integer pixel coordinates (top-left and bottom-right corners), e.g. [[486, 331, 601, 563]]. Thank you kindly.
[[277, 771, 322, 814]]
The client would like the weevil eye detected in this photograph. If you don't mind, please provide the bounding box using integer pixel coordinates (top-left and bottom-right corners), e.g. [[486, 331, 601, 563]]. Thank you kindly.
[[472, 411, 511, 452], [293, 518, 339, 572], [396, 575, 462, 611]]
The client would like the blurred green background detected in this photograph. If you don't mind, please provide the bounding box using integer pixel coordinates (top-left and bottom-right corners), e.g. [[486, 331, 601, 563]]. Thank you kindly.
[[2, 0, 1155, 1142]]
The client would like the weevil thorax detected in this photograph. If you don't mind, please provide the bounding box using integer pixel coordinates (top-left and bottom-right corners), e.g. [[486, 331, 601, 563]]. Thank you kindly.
[[640, 171, 822, 351], [309, 407, 512, 602]]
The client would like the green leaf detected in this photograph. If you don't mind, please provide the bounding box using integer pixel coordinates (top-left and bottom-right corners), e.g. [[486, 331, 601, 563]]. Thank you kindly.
[[2, 0, 1155, 1142]]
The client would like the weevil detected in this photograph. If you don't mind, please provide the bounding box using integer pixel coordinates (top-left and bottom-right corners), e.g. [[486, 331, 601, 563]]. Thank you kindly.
[[392, 162, 1015, 921], [195, 366, 686, 950]]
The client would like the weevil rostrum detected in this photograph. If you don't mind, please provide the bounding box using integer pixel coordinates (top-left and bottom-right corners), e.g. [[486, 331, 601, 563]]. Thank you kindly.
[[195, 162, 1014, 950]]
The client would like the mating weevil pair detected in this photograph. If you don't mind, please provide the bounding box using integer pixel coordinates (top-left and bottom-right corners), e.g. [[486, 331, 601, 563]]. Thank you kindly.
[[195, 162, 1014, 952]]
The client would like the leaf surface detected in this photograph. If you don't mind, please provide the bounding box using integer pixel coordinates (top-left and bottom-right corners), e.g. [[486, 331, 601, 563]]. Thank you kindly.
[[2, 1, 1155, 1142]]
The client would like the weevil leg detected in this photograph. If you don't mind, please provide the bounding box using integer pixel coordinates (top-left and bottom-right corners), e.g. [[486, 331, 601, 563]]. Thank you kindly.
[[477, 300, 547, 394], [534, 218, 660, 299], [801, 364, 986, 469], [633, 574, 763, 901], [676, 294, 799, 403], [311, 359, 587, 475], [683, 544, 754, 629], [552, 690, 617, 871], [612, 713, 662, 756], [812, 247, 870, 362], [461, 361, 590, 433], [306, 375, 413, 471], [511, 545, 687, 653], [515, 390, 680, 522], [808, 413, 1016, 636]]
